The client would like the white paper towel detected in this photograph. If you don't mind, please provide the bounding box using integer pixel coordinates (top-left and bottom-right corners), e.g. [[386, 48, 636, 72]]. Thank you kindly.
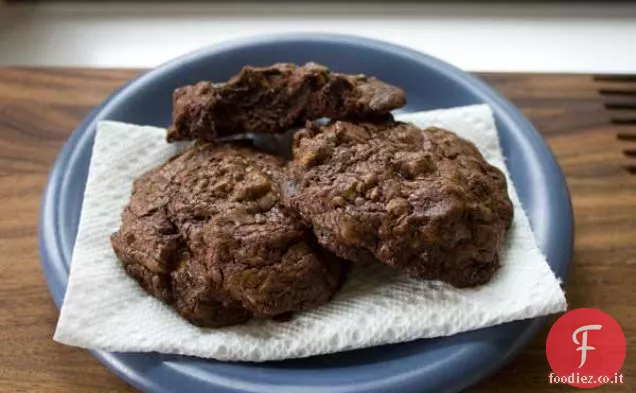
[[54, 104, 567, 362]]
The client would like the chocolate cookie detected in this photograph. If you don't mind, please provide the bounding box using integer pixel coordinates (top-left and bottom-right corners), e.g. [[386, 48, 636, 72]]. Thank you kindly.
[[111, 144, 344, 327], [167, 62, 406, 142], [283, 121, 514, 288]]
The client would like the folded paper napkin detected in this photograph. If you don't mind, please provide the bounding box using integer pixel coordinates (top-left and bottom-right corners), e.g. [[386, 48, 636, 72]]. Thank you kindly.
[[54, 104, 567, 361]]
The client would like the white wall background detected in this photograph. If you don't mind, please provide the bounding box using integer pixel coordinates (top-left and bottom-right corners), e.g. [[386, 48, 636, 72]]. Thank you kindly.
[[0, 2, 635, 73]]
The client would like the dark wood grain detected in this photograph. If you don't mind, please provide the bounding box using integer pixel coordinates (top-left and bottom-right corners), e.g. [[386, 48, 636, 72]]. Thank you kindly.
[[0, 68, 633, 393]]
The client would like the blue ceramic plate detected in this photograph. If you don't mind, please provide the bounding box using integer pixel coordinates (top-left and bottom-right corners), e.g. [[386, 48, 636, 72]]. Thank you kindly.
[[39, 34, 573, 393]]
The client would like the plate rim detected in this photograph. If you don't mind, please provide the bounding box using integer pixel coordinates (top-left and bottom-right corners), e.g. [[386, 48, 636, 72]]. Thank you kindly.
[[38, 33, 573, 393]]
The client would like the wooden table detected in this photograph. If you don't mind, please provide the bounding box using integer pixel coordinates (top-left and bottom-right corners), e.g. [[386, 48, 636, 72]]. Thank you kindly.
[[0, 69, 633, 392]]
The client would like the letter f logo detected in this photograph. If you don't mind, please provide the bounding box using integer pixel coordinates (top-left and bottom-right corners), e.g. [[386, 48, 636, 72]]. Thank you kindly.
[[573, 324, 602, 368]]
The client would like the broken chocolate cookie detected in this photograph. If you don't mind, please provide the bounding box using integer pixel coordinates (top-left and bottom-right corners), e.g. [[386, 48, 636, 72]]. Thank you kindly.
[[167, 62, 406, 142]]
